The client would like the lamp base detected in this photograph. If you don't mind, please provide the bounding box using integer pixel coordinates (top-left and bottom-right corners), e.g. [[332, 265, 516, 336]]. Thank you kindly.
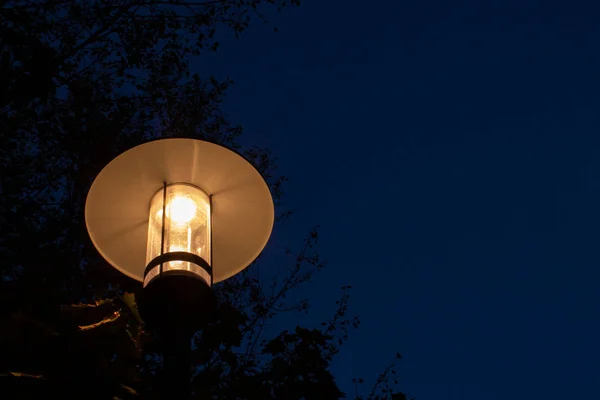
[[137, 271, 214, 334]]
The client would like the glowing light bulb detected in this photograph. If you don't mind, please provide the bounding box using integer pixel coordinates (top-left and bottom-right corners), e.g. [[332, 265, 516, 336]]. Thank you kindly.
[[169, 196, 196, 224], [156, 196, 197, 225]]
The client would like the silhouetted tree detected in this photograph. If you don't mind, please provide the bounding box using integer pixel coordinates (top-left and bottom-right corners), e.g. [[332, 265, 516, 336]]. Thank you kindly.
[[0, 1, 413, 399]]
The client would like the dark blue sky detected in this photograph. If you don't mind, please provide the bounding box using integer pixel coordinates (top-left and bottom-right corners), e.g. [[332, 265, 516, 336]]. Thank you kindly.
[[193, 1, 600, 399]]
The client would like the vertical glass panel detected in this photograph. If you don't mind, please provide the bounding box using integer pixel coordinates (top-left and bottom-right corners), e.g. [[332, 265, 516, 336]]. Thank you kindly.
[[145, 183, 211, 287]]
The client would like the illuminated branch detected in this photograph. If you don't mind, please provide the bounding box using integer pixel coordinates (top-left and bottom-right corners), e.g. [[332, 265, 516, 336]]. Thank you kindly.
[[78, 311, 121, 331], [0, 372, 45, 379], [120, 384, 139, 396]]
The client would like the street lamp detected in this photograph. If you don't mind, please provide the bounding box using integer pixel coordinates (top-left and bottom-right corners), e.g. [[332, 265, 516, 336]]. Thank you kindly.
[[84, 138, 274, 398]]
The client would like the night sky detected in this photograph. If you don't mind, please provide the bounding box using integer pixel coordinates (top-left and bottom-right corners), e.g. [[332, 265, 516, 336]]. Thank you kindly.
[[194, 1, 600, 399]]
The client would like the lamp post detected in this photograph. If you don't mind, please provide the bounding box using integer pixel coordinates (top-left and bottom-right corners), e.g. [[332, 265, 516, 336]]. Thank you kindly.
[[85, 138, 274, 398]]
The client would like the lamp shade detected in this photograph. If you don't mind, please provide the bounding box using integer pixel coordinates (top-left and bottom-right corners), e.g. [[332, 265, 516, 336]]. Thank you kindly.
[[85, 138, 274, 284]]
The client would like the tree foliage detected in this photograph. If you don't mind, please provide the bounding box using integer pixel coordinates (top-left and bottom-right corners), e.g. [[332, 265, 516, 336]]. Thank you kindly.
[[0, 1, 412, 399]]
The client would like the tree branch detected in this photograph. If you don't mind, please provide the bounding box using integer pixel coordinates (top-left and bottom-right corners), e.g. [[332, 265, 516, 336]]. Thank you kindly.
[[78, 310, 121, 331], [0, 371, 45, 379], [69, 3, 134, 55]]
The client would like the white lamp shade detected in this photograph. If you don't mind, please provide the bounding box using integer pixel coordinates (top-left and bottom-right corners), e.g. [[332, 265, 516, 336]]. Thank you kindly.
[[85, 138, 274, 283]]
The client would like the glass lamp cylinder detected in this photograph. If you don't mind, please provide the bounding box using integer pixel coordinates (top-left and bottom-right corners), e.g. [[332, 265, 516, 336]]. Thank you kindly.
[[144, 183, 211, 287]]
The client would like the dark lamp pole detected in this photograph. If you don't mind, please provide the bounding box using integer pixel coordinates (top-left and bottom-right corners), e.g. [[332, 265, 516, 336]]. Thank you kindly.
[[85, 138, 274, 399]]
